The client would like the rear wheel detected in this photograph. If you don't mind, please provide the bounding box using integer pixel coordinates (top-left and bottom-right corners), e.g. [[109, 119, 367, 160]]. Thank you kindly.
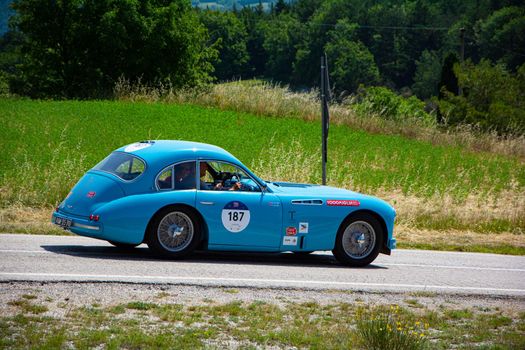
[[147, 206, 202, 258], [108, 241, 139, 249], [332, 213, 383, 267]]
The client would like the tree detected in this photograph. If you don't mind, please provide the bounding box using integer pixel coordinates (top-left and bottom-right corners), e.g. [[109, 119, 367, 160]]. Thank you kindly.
[[293, 0, 366, 87], [438, 53, 459, 97], [366, 3, 412, 88], [200, 10, 249, 81], [260, 13, 302, 82], [290, 0, 323, 22], [238, 5, 267, 78], [436, 59, 525, 134], [412, 50, 442, 99], [274, 0, 288, 15], [476, 6, 525, 70], [324, 20, 380, 94], [10, 0, 217, 98]]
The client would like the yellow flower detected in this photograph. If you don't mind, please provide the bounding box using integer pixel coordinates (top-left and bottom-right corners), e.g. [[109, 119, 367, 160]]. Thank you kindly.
[[420, 333, 425, 337], [415, 321, 420, 326]]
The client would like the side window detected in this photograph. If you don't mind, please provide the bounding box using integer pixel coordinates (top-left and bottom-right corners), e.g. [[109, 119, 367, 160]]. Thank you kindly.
[[94, 152, 146, 181], [157, 167, 173, 190], [174, 161, 196, 190], [131, 158, 145, 174], [157, 161, 196, 191], [199, 161, 260, 192]]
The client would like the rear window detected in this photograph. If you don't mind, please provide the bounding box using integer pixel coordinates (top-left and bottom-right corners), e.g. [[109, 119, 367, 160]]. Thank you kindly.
[[94, 152, 146, 181]]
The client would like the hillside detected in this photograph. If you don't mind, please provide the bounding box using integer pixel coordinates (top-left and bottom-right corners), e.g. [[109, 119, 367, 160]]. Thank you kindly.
[[1, 98, 524, 254]]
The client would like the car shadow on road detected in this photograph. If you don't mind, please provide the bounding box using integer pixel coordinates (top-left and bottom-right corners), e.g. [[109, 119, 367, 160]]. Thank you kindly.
[[40, 244, 387, 269]]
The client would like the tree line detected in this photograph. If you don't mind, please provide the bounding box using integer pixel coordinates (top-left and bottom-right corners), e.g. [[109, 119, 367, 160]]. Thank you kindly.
[[1, 0, 524, 134]]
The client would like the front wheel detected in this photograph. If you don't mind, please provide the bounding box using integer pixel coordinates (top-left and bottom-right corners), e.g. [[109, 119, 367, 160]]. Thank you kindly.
[[147, 206, 202, 258], [332, 213, 383, 267]]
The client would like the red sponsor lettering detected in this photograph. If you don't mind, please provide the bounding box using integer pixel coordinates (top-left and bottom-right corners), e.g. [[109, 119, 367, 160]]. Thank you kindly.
[[286, 226, 297, 236], [87, 191, 96, 198], [326, 200, 360, 207]]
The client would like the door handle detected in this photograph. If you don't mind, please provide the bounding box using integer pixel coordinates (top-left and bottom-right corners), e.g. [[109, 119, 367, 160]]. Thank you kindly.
[[199, 201, 214, 205]]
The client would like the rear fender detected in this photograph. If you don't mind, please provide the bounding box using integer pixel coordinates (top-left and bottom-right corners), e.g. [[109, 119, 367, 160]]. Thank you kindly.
[[94, 191, 197, 245], [143, 203, 209, 248]]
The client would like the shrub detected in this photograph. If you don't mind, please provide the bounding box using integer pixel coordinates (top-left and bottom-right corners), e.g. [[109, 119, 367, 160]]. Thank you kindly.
[[435, 60, 525, 135], [356, 306, 429, 350], [353, 86, 436, 127]]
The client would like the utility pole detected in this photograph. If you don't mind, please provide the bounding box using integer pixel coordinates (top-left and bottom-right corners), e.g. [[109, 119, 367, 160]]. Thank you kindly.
[[320, 54, 330, 185], [459, 27, 465, 96]]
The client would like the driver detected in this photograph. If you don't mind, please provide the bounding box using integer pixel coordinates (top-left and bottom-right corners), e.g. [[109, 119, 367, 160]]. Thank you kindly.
[[199, 162, 241, 191], [214, 180, 241, 191]]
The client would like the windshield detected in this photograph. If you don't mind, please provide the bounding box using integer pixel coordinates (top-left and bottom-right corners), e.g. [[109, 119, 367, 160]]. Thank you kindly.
[[93, 152, 146, 181]]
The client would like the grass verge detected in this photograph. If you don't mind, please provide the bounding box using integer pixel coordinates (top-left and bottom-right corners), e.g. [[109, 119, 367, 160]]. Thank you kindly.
[[2, 296, 524, 349]]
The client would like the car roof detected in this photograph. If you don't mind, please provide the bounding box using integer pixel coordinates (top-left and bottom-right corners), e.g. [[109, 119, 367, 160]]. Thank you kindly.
[[116, 140, 240, 168]]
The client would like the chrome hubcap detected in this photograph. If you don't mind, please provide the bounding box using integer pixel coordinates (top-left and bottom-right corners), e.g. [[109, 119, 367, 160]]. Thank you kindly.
[[342, 221, 376, 259], [157, 212, 194, 252]]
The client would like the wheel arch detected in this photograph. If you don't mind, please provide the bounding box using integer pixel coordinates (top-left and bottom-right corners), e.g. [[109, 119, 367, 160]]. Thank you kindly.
[[143, 203, 209, 248], [338, 209, 390, 255]]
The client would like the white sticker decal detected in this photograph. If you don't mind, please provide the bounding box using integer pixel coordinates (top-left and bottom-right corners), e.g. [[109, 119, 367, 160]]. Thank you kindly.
[[299, 222, 309, 234], [283, 236, 298, 246], [124, 142, 152, 153], [221, 201, 250, 233]]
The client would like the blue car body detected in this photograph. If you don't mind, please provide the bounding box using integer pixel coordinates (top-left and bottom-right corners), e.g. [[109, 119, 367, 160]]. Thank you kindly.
[[52, 140, 396, 259]]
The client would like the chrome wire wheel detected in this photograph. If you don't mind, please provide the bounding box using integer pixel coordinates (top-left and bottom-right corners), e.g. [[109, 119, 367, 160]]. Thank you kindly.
[[157, 211, 194, 252], [341, 220, 376, 259]]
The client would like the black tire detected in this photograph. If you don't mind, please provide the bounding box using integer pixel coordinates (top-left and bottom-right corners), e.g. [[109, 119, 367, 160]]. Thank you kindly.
[[146, 206, 202, 258], [108, 241, 140, 249], [332, 213, 383, 267]]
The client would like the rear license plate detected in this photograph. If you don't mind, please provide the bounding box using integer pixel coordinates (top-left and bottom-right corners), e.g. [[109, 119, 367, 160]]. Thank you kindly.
[[55, 216, 72, 229]]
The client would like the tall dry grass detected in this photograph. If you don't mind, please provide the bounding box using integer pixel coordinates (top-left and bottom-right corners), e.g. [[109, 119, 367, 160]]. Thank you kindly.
[[114, 78, 525, 159], [251, 140, 525, 235], [0, 127, 87, 208]]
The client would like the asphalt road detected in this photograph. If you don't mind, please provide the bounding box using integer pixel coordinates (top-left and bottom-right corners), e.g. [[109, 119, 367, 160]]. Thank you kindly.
[[1, 234, 524, 296]]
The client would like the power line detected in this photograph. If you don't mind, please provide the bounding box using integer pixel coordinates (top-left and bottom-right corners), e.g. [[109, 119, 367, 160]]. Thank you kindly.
[[464, 34, 525, 58], [239, 15, 449, 31]]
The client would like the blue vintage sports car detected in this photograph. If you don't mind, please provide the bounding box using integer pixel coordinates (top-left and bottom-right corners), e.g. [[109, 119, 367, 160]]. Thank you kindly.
[[52, 140, 396, 266]]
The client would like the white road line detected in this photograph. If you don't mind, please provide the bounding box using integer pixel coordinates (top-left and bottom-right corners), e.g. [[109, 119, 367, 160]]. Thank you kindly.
[[380, 263, 525, 272], [1, 272, 524, 294], [0, 249, 50, 254], [1, 249, 524, 272]]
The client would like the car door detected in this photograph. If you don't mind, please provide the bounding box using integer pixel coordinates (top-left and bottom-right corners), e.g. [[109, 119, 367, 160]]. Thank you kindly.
[[195, 160, 282, 249]]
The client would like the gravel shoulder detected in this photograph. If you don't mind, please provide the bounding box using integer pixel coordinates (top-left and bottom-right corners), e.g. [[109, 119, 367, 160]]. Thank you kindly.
[[2, 281, 524, 318]]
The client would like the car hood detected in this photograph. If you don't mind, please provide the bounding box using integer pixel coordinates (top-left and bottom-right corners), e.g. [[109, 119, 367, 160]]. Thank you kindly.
[[268, 181, 370, 199], [267, 181, 396, 219]]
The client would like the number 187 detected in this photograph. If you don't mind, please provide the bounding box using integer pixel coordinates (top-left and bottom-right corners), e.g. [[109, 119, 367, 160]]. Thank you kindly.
[[228, 211, 244, 221]]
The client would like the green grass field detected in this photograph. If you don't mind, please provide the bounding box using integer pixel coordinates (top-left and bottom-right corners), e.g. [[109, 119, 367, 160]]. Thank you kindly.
[[1, 98, 524, 252]]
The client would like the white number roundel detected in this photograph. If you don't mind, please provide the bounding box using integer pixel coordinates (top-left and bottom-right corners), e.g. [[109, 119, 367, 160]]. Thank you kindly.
[[221, 201, 250, 233]]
